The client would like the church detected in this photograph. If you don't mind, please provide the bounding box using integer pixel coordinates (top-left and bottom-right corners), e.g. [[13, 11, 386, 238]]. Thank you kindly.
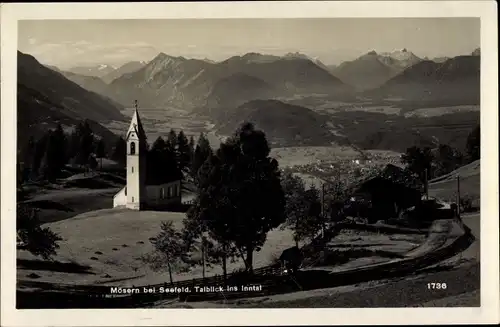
[[113, 101, 182, 210]]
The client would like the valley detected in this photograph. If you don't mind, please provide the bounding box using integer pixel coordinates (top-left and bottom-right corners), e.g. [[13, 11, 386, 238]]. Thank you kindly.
[[13, 16, 484, 313]]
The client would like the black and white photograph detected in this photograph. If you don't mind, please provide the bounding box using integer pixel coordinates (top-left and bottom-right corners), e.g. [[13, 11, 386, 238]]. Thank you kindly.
[[1, 1, 498, 326]]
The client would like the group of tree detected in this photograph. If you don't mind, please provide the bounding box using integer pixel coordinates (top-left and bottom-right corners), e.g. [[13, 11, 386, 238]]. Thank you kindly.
[[149, 123, 291, 282], [401, 124, 480, 186], [149, 123, 334, 283], [17, 204, 62, 259], [18, 121, 107, 184], [109, 129, 213, 183]]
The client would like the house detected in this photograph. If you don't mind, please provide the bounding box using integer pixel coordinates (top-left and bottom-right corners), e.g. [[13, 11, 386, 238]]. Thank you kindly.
[[113, 101, 181, 210], [345, 164, 423, 222]]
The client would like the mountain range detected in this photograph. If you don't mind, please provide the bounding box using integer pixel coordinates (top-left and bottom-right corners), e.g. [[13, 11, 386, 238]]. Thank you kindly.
[[104, 52, 351, 109], [368, 55, 480, 104], [18, 51, 125, 151], [330, 49, 423, 90], [42, 48, 479, 111], [68, 64, 117, 78], [19, 47, 479, 153], [101, 61, 147, 84]]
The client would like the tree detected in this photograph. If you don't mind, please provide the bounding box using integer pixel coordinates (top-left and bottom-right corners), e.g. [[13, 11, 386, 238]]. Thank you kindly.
[[110, 136, 127, 166], [147, 136, 182, 184], [88, 155, 98, 171], [193, 122, 285, 272], [401, 146, 434, 191], [95, 139, 106, 170], [466, 125, 480, 162], [67, 128, 80, 162], [52, 123, 68, 172], [188, 135, 196, 167], [77, 120, 95, 169], [17, 205, 62, 259], [280, 171, 322, 246], [191, 133, 212, 181], [38, 132, 59, 182], [20, 136, 36, 182], [434, 144, 463, 177], [176, 130, 191, 175], [184, 197, 237, 283], [167, 129, 177, 152], [150, 220, 184, 284], [31, 133, 50, 180]]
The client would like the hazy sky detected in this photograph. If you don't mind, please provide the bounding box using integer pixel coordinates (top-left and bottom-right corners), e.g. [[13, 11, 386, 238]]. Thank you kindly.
[[18, 18, 480, 69]]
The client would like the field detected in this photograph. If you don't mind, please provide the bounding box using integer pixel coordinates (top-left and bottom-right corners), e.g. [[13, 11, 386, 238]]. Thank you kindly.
[[18, 206, 430, 291], [17, 208, 298, 287]]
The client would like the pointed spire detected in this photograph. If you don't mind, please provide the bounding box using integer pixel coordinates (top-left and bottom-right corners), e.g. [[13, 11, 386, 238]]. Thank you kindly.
[[126, 100, 147, 141]]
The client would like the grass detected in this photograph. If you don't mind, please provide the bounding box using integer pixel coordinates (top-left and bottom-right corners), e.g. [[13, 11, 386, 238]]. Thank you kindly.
[[428, 160, 480, 204], [21, 187, 120, 224], [17, 208, 299, 287]]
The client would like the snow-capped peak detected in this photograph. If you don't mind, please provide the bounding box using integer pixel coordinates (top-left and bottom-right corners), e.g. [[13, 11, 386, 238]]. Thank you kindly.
[[379, 48, 421, 67]]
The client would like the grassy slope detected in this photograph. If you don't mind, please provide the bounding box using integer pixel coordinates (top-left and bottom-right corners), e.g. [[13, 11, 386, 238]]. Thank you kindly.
[[428, 160, 480, 202], [17, 208, 297, 287]]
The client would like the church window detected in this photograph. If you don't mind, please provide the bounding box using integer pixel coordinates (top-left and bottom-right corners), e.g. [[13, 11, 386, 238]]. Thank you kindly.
[[167, 186, 172, 198], [160, 188, 165, 199], [130, 142, 136, 155], [131, 166, 134, 173], [132, 197, 134, 202]]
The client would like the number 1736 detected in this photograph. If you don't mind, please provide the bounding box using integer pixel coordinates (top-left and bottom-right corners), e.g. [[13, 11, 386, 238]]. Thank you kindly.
[[427, 282, 447, 290]]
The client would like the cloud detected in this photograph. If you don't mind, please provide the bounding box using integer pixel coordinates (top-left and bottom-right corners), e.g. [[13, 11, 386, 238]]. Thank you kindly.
[[20, 40, 160, 67]]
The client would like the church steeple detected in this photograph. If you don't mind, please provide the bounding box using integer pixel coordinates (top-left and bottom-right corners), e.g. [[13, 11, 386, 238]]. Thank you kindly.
[[125, 100, 147, 210], [126, 100, 147, 144]]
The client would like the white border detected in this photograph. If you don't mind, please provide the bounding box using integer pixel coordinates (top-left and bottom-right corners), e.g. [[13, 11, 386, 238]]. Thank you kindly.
[[1, 1, 498, 326]]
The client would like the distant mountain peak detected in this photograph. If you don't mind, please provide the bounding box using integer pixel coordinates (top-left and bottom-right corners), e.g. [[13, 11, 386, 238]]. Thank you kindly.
[[366, 50, 378, 55], [471, 48, 480, 56], [153, 52, 169, 60]]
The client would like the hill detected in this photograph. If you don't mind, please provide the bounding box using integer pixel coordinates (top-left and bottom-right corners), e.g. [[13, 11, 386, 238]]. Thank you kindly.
[[101, 61, 147, 84], [368, 56, 480, 105], [106, 52, 350, 110], [205, 73, 276, 108], [213, 99, 344, 147], [17, 51, 125, 150], [57, 71, 109, 96]]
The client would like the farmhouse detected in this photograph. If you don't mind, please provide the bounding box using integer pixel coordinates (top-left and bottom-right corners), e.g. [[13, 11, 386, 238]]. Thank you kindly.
[[346, 164, 423, 222], [113, 101, 181, 210]]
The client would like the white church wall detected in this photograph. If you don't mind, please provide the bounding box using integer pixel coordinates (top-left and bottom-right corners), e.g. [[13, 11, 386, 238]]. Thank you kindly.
[[113, 186, 127, 208]]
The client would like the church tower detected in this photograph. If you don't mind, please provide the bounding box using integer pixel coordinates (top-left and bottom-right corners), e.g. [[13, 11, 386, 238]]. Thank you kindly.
[[125, 100, 147, 210]]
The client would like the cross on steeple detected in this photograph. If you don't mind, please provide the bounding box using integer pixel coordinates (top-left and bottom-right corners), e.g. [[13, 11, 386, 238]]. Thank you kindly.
[[126, 99, 147, 142]]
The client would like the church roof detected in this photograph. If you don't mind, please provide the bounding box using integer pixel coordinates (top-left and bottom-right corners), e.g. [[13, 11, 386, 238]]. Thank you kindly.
[[126, 103, 147, 141]]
